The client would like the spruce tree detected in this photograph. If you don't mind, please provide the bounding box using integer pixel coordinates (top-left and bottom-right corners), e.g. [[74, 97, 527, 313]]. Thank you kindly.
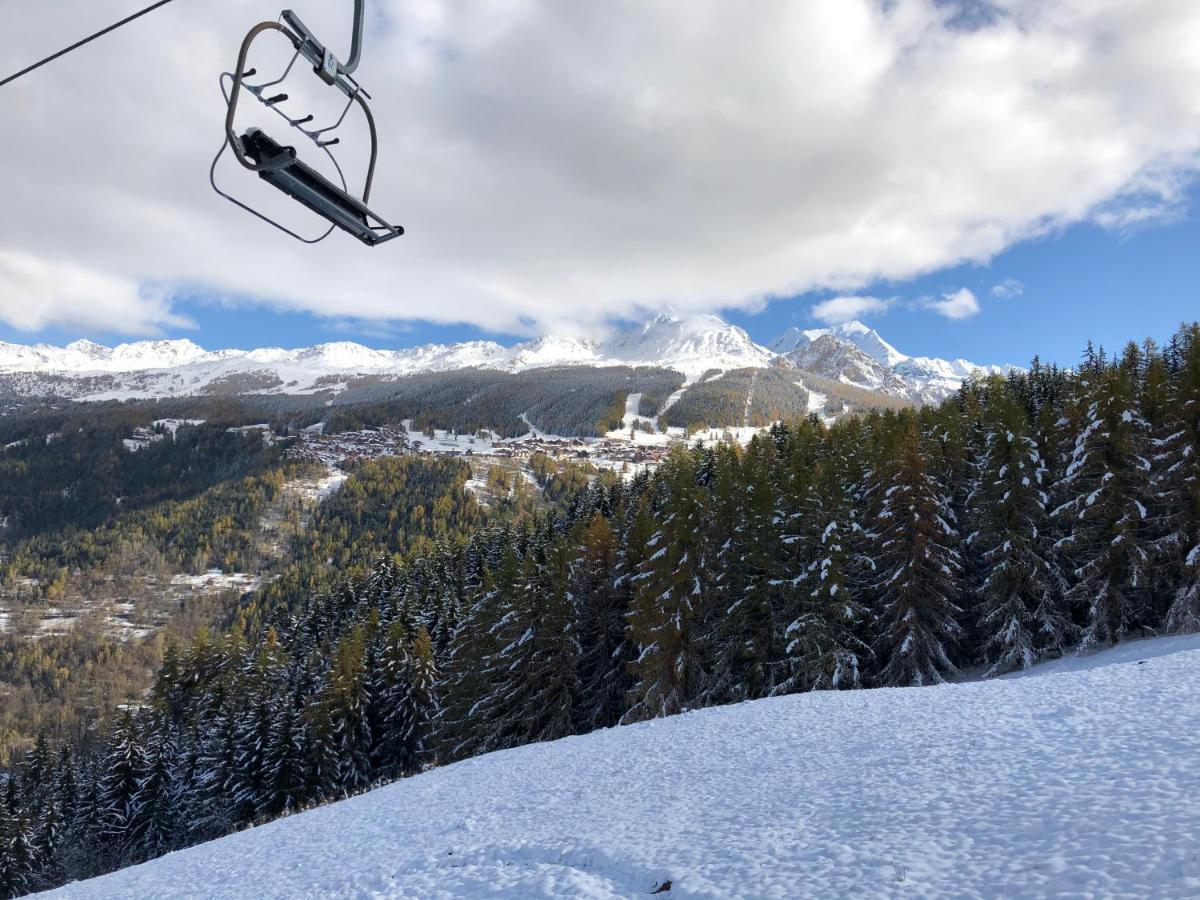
[[95, 711, 147, 867], [473, 523, 580, 751], [572, 512, 631, 730], [968, 385, 1067, 674], [127, 719, 179, 865], [707, 439, 785, 703], [1155, 325, 1200, 632], [871, 422, 965, 686], [625, 450, 712, 720], [780, 442, 871, 692], [1053, 356, 1154, 649]]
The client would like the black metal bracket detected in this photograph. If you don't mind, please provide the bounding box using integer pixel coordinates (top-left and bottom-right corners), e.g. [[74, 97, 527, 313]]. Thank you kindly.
[[281, 0, 364, 94]]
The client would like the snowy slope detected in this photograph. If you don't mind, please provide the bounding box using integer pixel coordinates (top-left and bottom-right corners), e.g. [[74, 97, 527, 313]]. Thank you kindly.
[[0, 315, 1003, 404], [46, 636, 1200, 899]]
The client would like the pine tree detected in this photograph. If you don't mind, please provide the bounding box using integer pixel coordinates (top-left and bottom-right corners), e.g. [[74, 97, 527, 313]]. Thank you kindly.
[[968, 386, 1067, 674], [1155, 325, 1200, 632], [625, 450, 712, 720], [262, 689, 310, 818], [0, 808, 36, 900], [473, 523, 581, 751], [95, 711, 147, 867], [780, 442, 871, 692], [386, 627, 439, 775], [311, 624, 374, 799], [1053, 357, 1154, 649], [434, 529, 518, 762], [572, 512, 631, 730], [707, 439, 786, 703], [871, 422, 965, 686], [127, 719, 179, 865]]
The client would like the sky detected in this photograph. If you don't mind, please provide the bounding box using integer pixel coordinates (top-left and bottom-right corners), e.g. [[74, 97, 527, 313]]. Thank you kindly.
[[2, 0, 1199, 368]]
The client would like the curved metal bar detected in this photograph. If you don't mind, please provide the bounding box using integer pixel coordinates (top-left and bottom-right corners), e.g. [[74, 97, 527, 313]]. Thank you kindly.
[[354, 90, 379, 204], [342, 0, 365, 75], [224, 21, 300, 171], [209, 139, 334, 244], [302, 90, 358, 140], [247, 45, 301, 97]]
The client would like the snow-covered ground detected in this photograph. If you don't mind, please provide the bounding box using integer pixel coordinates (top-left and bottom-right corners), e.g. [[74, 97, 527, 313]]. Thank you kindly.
[[44, 635, 1200, 899]]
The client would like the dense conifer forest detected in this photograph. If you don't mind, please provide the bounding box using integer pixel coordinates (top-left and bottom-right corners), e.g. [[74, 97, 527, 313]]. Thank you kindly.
[[1, 324, 1198, 896]]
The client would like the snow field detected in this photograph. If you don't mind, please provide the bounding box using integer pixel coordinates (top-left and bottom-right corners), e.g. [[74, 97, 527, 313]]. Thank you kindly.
[[45, 636, 1200, 899]]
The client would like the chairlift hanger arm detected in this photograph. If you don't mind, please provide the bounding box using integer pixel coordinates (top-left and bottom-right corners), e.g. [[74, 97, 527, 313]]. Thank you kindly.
[[281, 0, 365, 91]]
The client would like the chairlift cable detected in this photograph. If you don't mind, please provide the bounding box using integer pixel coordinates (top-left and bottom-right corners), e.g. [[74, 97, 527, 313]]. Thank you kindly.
[[0, 0, 181, 89]]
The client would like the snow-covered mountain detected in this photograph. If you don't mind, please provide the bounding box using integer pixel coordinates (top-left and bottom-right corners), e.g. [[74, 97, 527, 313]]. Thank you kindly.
[[51, 634, 1200, 899], [0, 314, 1007, 404], [772, 320, 1014, 403]]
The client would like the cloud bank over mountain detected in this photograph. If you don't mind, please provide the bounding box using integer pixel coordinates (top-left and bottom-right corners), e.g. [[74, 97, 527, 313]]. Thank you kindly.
[[2, 0, 1199, 336]]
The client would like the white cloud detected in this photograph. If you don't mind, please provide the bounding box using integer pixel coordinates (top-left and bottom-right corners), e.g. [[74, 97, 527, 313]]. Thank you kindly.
[[0, 250, 190, 335], [2, 1, 1200, 337], [923, 288, 982, 320], [991, 278, 1024, 299], [811, 296, 894, 325]]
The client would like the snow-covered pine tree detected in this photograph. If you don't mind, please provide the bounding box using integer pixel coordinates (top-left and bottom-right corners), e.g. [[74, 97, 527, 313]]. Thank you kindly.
[[624, 449, 712, 721], [95, 711, 147, 867], [262, 690, 310, 818], [308, 624, 373, 799], [968, 385, 1067, 674], [370, 621, 439, 778], [228, 688, 276, 825], [0, 808, 36, 899], [571, 512, 630, 731], [1053, 350, 1154, 649], [1153, 325, 1200, 631], [706, 438, 786, 704], [31, 746, 75, 887], [391, 627, 439, 774], [779, 437, 871, 692], [472, 521, 580, 751], [871, 421, 965, 686], [126, 718, 179, 865], [433, 527, 518, 762]]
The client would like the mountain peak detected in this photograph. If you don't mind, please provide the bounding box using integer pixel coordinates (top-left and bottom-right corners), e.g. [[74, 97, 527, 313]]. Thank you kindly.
[[0, 313, 1007, 404]]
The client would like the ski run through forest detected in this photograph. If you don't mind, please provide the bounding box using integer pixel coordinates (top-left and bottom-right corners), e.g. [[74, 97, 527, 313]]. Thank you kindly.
[[1, 323, 1198, 896]]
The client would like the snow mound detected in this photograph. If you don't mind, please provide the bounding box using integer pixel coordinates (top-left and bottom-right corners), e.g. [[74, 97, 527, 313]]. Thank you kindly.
[[45, 639, 1200, 899]]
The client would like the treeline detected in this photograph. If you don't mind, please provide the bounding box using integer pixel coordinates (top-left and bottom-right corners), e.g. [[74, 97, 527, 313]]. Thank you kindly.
[[2, 324, 1198, 895]]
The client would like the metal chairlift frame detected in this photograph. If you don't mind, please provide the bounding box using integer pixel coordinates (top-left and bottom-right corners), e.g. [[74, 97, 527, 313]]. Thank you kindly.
[[210, 0, 404, 247]]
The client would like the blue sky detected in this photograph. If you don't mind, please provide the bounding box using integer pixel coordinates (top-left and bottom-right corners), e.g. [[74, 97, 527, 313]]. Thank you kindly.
[[4, 190, 1196, 369]]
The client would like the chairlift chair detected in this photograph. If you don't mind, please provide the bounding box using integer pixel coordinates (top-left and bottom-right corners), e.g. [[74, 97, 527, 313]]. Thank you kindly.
[[211, 1, 403, 246]]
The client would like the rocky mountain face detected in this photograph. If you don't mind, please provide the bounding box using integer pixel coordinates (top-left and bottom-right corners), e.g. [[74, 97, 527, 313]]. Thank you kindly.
[[0, 314, 1009, 404], [772, 320, 1013, 404]]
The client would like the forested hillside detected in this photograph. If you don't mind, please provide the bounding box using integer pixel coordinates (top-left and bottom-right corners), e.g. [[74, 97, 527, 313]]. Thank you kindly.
[[1, 324, 1197, 896]]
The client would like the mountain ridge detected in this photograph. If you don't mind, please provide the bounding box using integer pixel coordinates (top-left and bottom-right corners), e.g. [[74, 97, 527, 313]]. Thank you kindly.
[[0, 315, 1011, 404]]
